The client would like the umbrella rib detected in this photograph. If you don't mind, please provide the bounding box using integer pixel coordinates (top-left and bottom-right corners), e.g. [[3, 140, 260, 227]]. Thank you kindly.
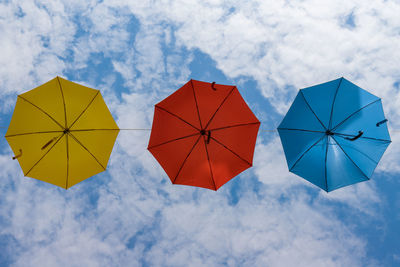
[[204, 87, 236, 130], [65, 134, 69, 189], [190, 80, 203, 129], [68, 91, 100, 129], [172, 135, 202, 183], [328, 77, 343, 129], [289, 135, 326, 171], [202, 136, 217, 190], [300, 91, 327, 130], [209, 122, 260, 132], [68, 132, 106, 170], [324, 136, 329, 192], [155, 106, 200, 131], [334, 132, 391, 143], [25, 134, 64, 177], [148, 132, 200, 150], [331, 99, 381, 131], [18, 96, 64, 130], [210, 137, 252, 166], [5, 130, 63, 138], [56, 76, 68, 128], [331, 136, 369, 180], [277, 128, 325, 134]]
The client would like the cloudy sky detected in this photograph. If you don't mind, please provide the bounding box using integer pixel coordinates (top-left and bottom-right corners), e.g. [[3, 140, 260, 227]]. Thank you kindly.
[[1, 0, 400, 266]]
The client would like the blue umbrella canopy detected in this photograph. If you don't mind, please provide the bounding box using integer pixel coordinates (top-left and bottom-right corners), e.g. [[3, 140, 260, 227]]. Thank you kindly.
[[278, 77, 391, 192]]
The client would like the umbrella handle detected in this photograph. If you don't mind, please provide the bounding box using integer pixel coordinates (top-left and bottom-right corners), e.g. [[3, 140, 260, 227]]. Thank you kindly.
[[345, 131, 363, 141], [376, 119, 388, 127], [211, 82, 217, 91], [41, 137, 57, 150], [12, 149, 22, 160], [207, 130, 211, 144]]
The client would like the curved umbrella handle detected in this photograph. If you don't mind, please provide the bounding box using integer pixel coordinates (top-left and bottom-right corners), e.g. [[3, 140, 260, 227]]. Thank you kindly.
[[345, 131, 363, 141], [12, 149, 22, 160], [211, 82, 217, 91]]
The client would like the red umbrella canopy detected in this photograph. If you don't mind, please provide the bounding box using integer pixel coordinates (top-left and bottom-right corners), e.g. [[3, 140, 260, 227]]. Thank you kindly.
[[148, 80, 260, 190]]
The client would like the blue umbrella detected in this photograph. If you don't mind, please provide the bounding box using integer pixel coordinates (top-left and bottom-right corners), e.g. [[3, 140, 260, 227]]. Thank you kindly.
[[278, 77, 391, 192]]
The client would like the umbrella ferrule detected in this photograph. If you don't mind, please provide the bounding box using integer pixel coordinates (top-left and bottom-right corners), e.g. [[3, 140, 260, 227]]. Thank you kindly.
[[12, 149, 22, 160], [325, 130, 334, 136], [200, 129, 212, 144], [63, 128, 70, 134]]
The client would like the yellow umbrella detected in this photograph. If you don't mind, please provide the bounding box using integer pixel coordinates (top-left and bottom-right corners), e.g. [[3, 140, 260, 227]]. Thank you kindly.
[[5, 76, 119, 189]]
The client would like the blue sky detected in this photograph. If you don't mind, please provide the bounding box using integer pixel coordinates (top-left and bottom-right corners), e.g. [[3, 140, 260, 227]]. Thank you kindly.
[[0, 1, 400, 266]]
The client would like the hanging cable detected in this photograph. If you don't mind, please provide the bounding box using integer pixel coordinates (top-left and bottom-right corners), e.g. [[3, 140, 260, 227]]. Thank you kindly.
[[119, 128, 151, 131]]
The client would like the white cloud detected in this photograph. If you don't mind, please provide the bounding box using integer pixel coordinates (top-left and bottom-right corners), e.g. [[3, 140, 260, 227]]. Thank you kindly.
[[117, 0, 400, 115], [0, 0, 76, 98], [144, 190, 366, 267]]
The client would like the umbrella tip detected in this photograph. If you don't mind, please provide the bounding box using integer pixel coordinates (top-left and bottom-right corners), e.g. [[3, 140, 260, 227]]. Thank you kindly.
[[12, 149, 22, 160]]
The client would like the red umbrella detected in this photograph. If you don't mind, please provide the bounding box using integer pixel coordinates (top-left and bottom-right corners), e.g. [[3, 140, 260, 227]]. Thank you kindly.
[[148, 80, 260, 190]]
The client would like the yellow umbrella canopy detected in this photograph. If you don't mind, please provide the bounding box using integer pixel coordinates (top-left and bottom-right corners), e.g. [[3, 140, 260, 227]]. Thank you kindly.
[[5, 76, 119, 189]]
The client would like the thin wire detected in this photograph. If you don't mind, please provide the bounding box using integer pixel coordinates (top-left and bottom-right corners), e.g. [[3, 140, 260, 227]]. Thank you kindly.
[[1, 126, 400, 132], [0, 127, 153, 131], [119, 127, 279, 133], [258, 129, 400, 134], [119, 128, 151, 131]]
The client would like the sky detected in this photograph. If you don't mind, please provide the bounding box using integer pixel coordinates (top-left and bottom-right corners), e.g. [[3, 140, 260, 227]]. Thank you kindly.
[[0, 0, 400, 266]]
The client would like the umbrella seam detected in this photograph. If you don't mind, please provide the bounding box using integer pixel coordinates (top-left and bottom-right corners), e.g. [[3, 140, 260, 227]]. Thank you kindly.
[[65, 134, 69, 189], [210, 137, 252, 166], [68, 91, 100, 129], [299, 91, 327, 130], [324, 136, 329, 192], [190, 80, 203, 130], [24, 133, 64, 177], [148, 132, 200, 150], [203, 135, 217, 190], [204, 87, 236, 130], [289, 134, 326, 171], [331, 136, 369, 180], [328, 77, 343, 129], [18, 96, 64, 130], [155, 106, 200, 131], [331, 99, 381, 131], [5, 130, 63, 138], [172, 135, 202, 183], [56, 77, 68, 128], [209, 122, 260, 132], [68, 132, 106, 170]]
